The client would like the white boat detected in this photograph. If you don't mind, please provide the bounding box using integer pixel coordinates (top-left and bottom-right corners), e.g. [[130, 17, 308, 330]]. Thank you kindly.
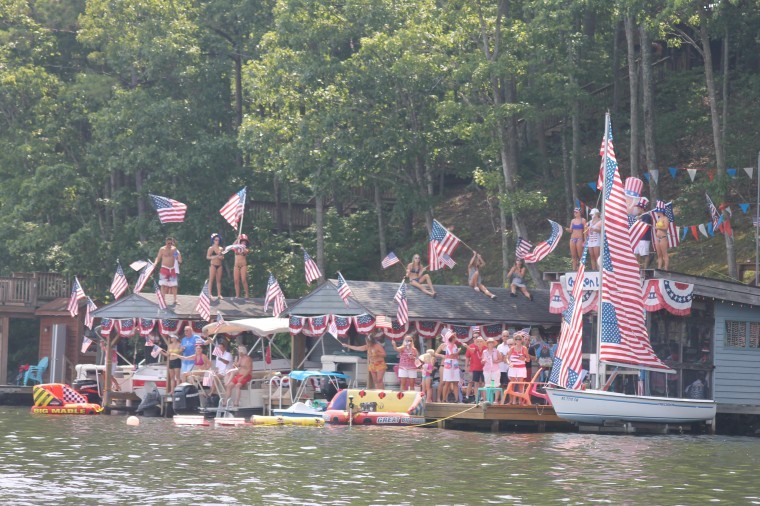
[[270, 370, 349, 418], [546, 113, 716, 427]]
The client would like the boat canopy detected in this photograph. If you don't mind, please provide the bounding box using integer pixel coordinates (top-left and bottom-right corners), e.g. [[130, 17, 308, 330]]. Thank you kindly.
[[202, 317, 289, 337], [288, 370, 349, 381]]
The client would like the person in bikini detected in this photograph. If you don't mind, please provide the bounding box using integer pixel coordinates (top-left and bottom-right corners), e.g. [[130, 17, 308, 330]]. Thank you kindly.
[[565, 208, 587, 270], [653, 208, 670, 270], [154, 236, 182, 304], [232, 234, 250, 299], [468, 251, 496, 299], [207, 233, 224, 299], [342, 335, 387, 389], [225, 345, 253, 407], [405, 254, 436, 297]]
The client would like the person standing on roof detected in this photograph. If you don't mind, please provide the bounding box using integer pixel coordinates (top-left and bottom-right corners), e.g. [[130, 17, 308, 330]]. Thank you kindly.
[[232, 234, 251, 299]]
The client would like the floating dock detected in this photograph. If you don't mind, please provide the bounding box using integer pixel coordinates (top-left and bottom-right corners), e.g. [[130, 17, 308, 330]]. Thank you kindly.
[[424, 402, 572, 433], [0, 385, 33, 406]]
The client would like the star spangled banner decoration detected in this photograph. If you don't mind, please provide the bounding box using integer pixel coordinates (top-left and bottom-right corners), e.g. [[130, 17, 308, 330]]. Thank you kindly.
[[381, 252, 400, 269], [67, 277, 86, 318], [522, 220, 563, 264], [515, 237, 533, 260], [154, 280, 167, 310], [219, 186, 246, 229], [303, 250, 322, 285], [195, 281, 211, 321], [598, 114, 671, 372], [149, 194, 187, 224], [84, 297, 97, 330], [133, 260, 156, 293], [336, 272, 353, 306], [430, 219, 461, 258], [394, 281, 409, 326], [110, 262, 129, 300]]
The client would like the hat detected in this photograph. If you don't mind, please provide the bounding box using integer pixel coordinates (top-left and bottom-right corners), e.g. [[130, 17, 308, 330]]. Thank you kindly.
[[238, 233, 249, 244], [637, 197, 649, 209], [573, 207, 581, 212], [590, 208, 600, 216], [624, 177, 643, 197], [169, 333, 179, 340], [210, 233, 223, 244]]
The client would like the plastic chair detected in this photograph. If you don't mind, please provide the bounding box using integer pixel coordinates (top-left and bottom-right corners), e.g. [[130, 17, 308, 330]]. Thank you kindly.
[[24, 357, 49, 386], [502, 367, 550, 406]]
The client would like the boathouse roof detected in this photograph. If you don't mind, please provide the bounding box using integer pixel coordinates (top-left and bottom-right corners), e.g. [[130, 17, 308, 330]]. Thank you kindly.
[[285, 279, 560, 326]]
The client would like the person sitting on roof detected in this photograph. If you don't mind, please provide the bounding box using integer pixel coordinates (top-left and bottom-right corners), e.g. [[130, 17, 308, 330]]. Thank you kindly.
[[405, 254, 436, 297], [468, 251, 496, 299]]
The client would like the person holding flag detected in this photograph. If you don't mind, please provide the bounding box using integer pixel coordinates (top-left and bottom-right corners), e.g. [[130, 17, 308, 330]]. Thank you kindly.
[[341, 335, 387, 390], [405, 254, 436, 297], [154, 237, 182, 304]]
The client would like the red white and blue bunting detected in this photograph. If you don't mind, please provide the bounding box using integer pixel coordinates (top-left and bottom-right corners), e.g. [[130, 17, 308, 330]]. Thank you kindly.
[[383, 320, 408, 340], [118, 318, 135, 337], [660, 280, 694, 316], [642, 279, 665, 312], [139, 318, 156, 337], [289, 315, 304, 334], [415, 321, 442, 339]]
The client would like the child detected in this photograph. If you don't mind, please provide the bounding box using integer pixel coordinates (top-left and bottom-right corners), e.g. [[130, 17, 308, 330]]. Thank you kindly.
[[418, 349, 436, 401]]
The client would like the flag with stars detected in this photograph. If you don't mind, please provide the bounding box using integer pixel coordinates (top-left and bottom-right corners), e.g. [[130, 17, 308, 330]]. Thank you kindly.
[[522, 220, 563, 264], [599, 115, 671, 372], [84, 297, 97, 330], [149, 194, 187, 224], [430, 219, 461, 258], [81, 335, 93, 354], [219, 187, 246, 229], [515, 237, 533, 260], [394, 281, 409, 326], [336, 272, 353, 306], [303, 250, 322, 285], [440, 254, 456, 269], [133, 260, 155, 294], [67, 277, 86, 318], [705, 192, 721, 232], [195, 281, 211, 321], [154, 281, 167, 310], [656, 200, 680, 248], [549, 254, 586, 389], [381, 252, 400, 269], [353, 314, 376, 334], [109, 262, 129, 300]]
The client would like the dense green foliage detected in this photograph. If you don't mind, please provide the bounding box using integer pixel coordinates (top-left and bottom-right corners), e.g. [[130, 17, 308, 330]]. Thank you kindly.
[[2, 0, 760, 300]]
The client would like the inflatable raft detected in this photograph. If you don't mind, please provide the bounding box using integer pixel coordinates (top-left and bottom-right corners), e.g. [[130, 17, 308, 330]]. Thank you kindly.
[[250, 415, 325, 427], [323, 389, 426, 426], [30, 384, 103, 415]]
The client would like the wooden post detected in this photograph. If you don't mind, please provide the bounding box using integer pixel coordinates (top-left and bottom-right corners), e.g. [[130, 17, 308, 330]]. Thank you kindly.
[[491, 420, 500, 433], [0, 317, 8, 386]]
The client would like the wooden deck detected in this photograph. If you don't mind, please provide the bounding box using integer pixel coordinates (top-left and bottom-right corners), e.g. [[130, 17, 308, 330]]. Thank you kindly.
[[0, 385, 33, 406], [425, 402, 573, 432]]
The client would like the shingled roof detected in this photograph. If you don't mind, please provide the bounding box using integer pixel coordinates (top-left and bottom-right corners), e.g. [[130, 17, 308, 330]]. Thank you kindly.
[[286, 279, 560, 327], [90, 293, 289, 320]]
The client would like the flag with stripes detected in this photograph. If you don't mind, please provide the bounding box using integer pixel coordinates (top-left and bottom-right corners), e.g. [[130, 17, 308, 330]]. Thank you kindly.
[[428, 239, 442, 271], [213, 312, 225, 332], [522, 220, 563, 264], [149, 194, 187, 224], [328, 315, 338, 338], [430, 219, 461, 258], [154, 280, 167, 310], [219, 187, 246, 229], [440, 254, 456, 269], [549, 256, 586, 389], [212, 345, 224, 358], [599, 115, 670, 372], [375, 314, 392, 328], [656, 200, 680, 248], [81, 335, 93, 354], [381, 252, 400, 269], [67, 277, 86, 318], [151, 345, 162, 358], [440, 327, 453, 341], [705, 192, 721, 231], [303, 250, 322, 285], [394, 281, 409, 326], [133, 260, 155, 293], [84, 297, 97, 330], [515, 237, 533, 260], [264, 273, 287, 317], [109, 262, 129, 300], [336, 272, 353, 306], [195, 281, 211, 321], [628, 216, 651, 253]]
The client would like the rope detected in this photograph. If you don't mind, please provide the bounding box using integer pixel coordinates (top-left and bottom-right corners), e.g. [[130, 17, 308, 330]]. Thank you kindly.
[[403, 403, 480, 428]]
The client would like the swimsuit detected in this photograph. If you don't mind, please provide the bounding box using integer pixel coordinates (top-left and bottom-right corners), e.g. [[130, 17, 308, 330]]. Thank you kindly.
[[367, 346, 387, 373], [409, 266, 421, 282], [159, 266, 178, 287], [468, 267, 478, 284]]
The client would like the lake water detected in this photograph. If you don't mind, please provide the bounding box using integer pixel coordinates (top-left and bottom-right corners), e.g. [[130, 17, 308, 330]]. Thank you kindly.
[[1, 407, 759, 505]]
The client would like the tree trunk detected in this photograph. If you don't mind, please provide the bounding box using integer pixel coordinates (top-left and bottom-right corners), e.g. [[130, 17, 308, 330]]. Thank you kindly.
[[721, 28, 729, 158], [612, 20, 624, 116], [374, 183, 387, 260], [562, 126, 573, 218], [570, 102, 580, 208], [315, 191, 325, 283], [274, 175, 283, 233], [498, 180, 509, 287], [639, 23, 658, 203], [135, 170, 146, 242], [286, 183, 293, 236], [625, 14, 640, 177]]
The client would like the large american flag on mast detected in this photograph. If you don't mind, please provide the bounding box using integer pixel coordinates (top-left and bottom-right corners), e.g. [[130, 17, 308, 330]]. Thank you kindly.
[[598, 115, 671, 372], [219, 187, 246, 229], [549, 255, 587, 389], [522, 220, 563, 264], [149, 194, 187, 224], [109, 262, 129, 300]]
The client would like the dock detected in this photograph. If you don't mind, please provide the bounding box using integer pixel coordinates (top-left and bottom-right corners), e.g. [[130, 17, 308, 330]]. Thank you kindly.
[[0, 384, 33, 406], [425, 402, 573, 433]]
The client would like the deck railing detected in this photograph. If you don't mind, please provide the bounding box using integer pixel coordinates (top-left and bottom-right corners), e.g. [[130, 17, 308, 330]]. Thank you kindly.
[[0, 273, 68, 307]]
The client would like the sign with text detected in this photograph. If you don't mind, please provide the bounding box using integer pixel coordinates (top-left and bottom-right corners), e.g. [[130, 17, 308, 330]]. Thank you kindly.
[[562, 272, 600, 291]]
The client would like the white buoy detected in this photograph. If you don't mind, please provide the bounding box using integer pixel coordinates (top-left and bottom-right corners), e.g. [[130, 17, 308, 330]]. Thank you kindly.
[[126, 416, 140, 426]]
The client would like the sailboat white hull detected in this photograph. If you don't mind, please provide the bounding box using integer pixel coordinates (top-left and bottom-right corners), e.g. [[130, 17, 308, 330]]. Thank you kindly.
[[546, 387, 717, 425]]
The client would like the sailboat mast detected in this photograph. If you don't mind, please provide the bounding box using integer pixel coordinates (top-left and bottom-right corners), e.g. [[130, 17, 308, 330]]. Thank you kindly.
[[596, 112, 610, 389]]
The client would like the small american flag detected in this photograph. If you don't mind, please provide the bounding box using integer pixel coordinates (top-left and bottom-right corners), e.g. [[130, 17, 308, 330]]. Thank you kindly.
[[303, 250, 322, 285], [67, 277, 86, 318], [154, 280, 167, 310], [109, 262, 129, 300], [430, 219, 461, 258], [84, 297, 97, 330], [151, 345, 162, 358], [375, 315, 392, 328], [336, 272, 353, 306], [81, 335, 93, 354], [214, 312, 225, 331], [195, 281, 211, 321], [381, 252, 400, 269], [327, 316, 338, 338], [705, 192, 720, 230], [149, 194, 187, 223], [440, 254, 456, 269], [522, 220, 563, 264], [219, 187, 246, 229], [656, 200, 680, 248], [440, 327, 453, 341], [394, 281, 408, 326], [515, 237, 533, 260], [133, 260, 155, 293], [628, 217, 651, 252], [264, 273, 287, 317], [212, 345, 224, 358]]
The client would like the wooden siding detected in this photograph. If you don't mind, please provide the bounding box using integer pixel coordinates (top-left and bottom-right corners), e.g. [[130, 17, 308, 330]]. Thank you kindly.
[[713, 302, 760, 405]]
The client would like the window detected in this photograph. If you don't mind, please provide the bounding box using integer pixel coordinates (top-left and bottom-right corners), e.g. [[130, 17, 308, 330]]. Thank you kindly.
[[725, 320, 760, 349]]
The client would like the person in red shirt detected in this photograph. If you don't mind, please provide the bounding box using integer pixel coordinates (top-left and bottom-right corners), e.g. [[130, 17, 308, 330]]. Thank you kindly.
[[465, 335, 486, 403]]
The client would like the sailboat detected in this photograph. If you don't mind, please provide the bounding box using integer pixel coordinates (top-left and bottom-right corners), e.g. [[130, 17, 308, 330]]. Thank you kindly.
[[545, 113, 716, 426]]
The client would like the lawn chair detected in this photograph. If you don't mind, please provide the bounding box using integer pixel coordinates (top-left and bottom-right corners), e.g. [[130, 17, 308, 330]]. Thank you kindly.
[[24, 357, 49, 386]]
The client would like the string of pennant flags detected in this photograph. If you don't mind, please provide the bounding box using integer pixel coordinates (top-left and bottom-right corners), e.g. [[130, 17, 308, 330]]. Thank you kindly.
[[582, 166, 756, 192]]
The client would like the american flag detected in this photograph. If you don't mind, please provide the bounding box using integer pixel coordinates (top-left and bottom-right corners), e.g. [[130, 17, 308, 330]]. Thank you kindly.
[[336, 272, 353, 306], [440, 327, 454, 341], [656, 200, 680, 248], [375, 314, 392, 328], [628, 216, 651, 252], [213, 312, 225, 332], [430, 219, 461, 258], [428, 239, 442, 271], [109, 262, 129, 300], [195, 281, 211, 321], [219, 187, 246, 229], [264, 273, 287, 317], [522, 220, 563, 264], [67, 277, 86, 318], [84, 297, 97, 330], [394, 281, 409, 326], [353, 314, 376, 333], [705, 192, 720, 231], [303, 250, 322, 285], [149, 194, 187, 223], [154, 280, 167, 310], [515, 237, 533, 260], [133, 260, 155, 293], [598, 115, 670, 372], [151, 345, 162, 358], [597, 131, 615, 190], [327, 316, 338, 338], [440, 253, 456, 269], [81, 335, 93, 354], [550, 259, 586, 390], [381, 252, 400, 269], [212, 345, 225, 358]]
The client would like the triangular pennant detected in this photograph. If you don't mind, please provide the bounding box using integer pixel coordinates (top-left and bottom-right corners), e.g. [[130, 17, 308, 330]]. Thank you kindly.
[[708, 169, 716, 182], [740, 203, 750, 214], [649, 169, 659, 184], [681, 226, 688, 242], [587, 181, 597, 192], [643, 173, 650, 183], [687, 169, 697, 182], [691, 225, 699, 241], [743, 167, 754, 179], [669, 167, 678, 179], [725, 206, 733, 216], [698, 223, 708, 238], [707, 222, 714, 237], [727, 168, 737, 178]]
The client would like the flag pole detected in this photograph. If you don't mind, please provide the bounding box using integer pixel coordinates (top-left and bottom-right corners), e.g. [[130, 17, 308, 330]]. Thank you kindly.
[[596, 112, 610, 390], [237, 186, 247, 238], [756, 150, 760, 286]]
